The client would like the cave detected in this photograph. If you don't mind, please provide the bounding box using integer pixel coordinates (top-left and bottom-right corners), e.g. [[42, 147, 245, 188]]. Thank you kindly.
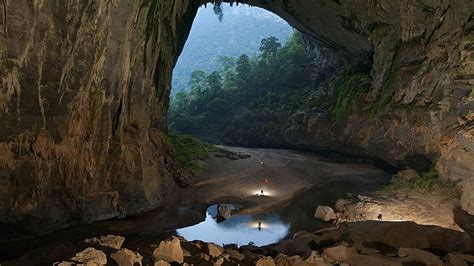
[[0, 0, 473, 264]]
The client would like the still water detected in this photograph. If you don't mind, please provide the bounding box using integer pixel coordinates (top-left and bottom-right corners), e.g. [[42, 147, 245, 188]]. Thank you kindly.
[[177, 204, 291, 246], [177, 178, 388, 247]]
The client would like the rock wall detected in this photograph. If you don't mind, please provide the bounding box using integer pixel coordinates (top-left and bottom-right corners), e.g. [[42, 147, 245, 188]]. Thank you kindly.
[[245, 0, 474, 214], [0, 0, 199, 236], [0, 0, 472, 236]]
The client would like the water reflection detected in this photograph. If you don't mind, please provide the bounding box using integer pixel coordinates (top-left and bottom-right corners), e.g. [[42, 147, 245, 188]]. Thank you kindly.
[[177, 204, 290, 247]]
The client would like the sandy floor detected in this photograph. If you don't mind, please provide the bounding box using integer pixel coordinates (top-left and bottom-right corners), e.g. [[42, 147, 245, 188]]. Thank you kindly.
[[91, 147, 389, 236], [190, 147, 389, 214]]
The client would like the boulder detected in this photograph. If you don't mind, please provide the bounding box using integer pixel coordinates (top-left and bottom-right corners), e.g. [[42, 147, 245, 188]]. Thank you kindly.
[[314, 206, 337, 222], [110, 248, 143, 266], [84, 235, 125, 249], [274, 254, 306, 266], [396, 169, 420, 180], [196, 252, 210, 261], [255, 256, 276, 266], [305, 251, 325, 264], [204, 242, 224, 258], [153, 260, 170, 266], [399, 248, 443, 266], [70, 247, 107, 265], [224, 249, 245, 261], [153, 236, 184, 264], [212, 256, 225, 265], [217, 204, 231, 219]]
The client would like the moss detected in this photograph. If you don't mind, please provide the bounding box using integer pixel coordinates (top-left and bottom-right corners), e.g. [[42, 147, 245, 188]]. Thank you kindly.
[[332, 73, 371, 122], [164, 133, 212, 171]]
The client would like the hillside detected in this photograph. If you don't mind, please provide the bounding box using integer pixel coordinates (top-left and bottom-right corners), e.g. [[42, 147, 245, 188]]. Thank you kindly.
[[172, 4, 293, 94]]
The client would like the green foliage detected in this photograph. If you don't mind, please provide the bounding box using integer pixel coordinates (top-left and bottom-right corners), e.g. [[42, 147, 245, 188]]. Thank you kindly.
[[164, 133, 212, 171], [383, 170, 460, 198], [172, 4, 292, 94], [168, 33, 312, 146]]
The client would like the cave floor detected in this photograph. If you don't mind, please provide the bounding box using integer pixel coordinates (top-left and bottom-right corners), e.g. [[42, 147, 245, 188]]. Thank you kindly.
[[0, 147, 464, 264]]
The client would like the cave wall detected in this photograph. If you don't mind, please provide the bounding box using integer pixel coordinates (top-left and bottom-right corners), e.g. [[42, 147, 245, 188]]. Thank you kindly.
[[0, 0, 199, 236], [243, 0, 473, 214], [0, 0, 472, 236]]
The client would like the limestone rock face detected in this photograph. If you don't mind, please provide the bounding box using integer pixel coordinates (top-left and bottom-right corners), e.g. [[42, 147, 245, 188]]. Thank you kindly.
[[0, 0, 198, 236], [0, 0, 473, 236]]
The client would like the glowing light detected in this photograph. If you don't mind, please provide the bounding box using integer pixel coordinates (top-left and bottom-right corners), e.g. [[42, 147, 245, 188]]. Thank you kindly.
[[251, 189, 274, 197], [249, 221, 270, 229]]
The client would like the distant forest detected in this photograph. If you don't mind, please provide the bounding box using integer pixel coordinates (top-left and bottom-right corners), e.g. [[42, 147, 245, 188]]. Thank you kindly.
[[172, 4, 292, 94], [168, 33, 314, 146]]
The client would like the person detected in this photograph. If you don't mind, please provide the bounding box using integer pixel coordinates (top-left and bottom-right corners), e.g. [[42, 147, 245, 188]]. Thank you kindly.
[[260, 189, 264, 196], [257, 221, 262, 231], [377, 213, 383, 221]]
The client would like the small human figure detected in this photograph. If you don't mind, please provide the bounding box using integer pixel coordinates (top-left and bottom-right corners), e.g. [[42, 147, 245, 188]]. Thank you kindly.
[[377, 213, 383, 221], [260, 189, 264, 196], [257, 221, 262, 231]]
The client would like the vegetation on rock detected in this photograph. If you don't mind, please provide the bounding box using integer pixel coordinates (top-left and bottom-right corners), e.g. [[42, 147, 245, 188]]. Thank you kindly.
[[165, 133, 213, 171], [383, 169, 460, 198]]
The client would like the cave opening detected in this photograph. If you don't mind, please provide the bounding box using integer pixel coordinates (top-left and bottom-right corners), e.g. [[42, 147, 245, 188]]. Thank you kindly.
[[167, 2, 373, 151], [165, 2, 386, 247]]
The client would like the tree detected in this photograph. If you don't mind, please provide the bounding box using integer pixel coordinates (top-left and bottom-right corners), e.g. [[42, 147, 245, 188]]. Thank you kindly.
[[236, 54, 252, 87], [259, 36, 281, 58], [207, 71, 222, 96], [189, 70, 207, 98]]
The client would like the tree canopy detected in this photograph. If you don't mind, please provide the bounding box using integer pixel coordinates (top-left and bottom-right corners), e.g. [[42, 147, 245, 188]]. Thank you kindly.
[[168, 32, 313, 146]]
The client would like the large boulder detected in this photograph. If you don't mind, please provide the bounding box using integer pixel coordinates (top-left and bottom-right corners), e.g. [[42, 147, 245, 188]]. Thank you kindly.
[[152, 236, 184, 264], [314, 206, 337, 222], [70, 247, 107, 265], [111, 248, 143, 266], [204, 243, 224, 258], [217, 204, 231, 219]]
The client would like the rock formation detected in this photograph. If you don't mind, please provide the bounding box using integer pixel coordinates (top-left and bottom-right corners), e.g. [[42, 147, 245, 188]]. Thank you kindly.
[[8, 223, 474, 265], [0, 0, 472, 235]]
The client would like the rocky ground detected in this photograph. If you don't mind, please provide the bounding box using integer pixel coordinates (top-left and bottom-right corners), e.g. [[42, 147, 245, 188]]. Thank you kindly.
[[2, 147, 473, 265], [7, 220, 474, 266]]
